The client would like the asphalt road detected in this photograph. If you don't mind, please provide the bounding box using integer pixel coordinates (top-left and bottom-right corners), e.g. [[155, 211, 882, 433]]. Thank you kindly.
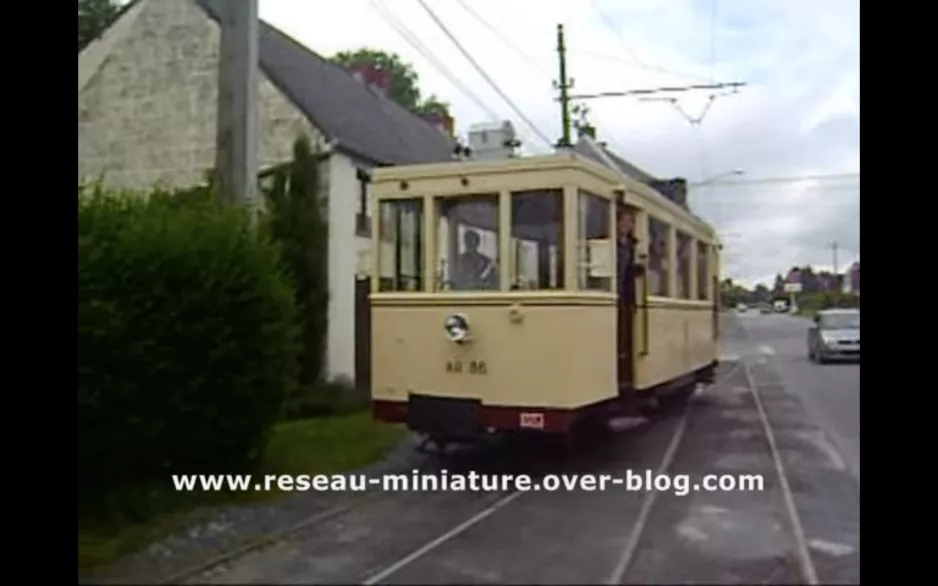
[[177, 313, 861, 584], [728, 311, 860, 480], [101, 312, 859, 585]]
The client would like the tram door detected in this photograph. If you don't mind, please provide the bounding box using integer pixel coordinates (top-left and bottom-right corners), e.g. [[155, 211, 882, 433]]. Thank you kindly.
[[616, 206, 638, 392], [617, 248, 636, 392]]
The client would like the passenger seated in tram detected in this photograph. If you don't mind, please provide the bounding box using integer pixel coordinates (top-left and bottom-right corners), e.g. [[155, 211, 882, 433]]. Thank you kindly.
[[453, 229, 498, 290]]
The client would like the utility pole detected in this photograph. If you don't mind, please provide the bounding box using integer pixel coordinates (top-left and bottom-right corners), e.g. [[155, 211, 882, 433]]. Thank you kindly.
[[829, 240, 839, 292], [215, 0, 260, 218], [553, 24, 573, 148]]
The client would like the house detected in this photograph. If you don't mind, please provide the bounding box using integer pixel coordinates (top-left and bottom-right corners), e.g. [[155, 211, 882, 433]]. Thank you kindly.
[[570, 127, 690, 209], [78, 0, 457, 388]]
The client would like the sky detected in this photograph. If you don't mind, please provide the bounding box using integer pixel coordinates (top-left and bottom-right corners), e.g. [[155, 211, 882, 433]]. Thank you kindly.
[[259, 0, 859, 288]]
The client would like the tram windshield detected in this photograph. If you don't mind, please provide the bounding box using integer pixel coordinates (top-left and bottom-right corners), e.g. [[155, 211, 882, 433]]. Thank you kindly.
[[437, 195, 501, 291], [376, 188, 617, 293]]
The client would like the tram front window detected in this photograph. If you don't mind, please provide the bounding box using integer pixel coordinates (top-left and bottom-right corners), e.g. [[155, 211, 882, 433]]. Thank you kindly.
[[579, 191, 613, 291], [436, 195, 500, 291], [377, 198, 423, 292], [511, 190, 564, 290]]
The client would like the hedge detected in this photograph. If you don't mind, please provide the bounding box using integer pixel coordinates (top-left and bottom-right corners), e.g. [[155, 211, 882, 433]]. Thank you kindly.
[[78, 184, 300, 504]]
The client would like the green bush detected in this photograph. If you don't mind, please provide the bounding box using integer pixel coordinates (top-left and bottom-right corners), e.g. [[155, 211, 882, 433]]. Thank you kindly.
[[797, 291, 859, 314], [78, 185, 300, 503], [261, 137, 332, 420]]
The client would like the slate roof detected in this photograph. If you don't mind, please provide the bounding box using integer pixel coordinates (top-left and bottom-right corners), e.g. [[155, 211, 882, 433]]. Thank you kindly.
[[572, 136, 657, 183], [80, 0, 457, 167]]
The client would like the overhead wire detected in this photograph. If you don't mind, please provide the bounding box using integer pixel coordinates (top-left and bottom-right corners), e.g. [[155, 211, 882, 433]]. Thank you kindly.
[[586, 0, 712, 83], [414, 0, 554, 148], [698, 173, 860, 187], [709, 0, 718, 82], [368, 0, 500, 121]]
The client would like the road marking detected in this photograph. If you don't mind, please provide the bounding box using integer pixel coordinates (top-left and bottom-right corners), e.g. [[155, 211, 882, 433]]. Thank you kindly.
[[743, 359, 819, 585], [719, 353, 740, 361], [606, 404, 692, 585], [758, 345, 776, 355], [676, 524, 709, 542], [808, 538, 855, 557], [797, 431, 848, 472], [361, 491, 525, 585]]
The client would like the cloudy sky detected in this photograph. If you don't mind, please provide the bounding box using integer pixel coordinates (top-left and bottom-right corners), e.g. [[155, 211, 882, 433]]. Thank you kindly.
[[259, 0, 859, 287]]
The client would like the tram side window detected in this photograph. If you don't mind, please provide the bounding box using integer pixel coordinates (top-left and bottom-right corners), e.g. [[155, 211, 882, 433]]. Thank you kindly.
[[377, 199, 423, 292], [435, 194, 500, 291], [647, 216, 670, 296], [697, 241, 709, 300], [676, 231, 692, 299], [511, 190, 564, 290], [578, 191, 613, 291]]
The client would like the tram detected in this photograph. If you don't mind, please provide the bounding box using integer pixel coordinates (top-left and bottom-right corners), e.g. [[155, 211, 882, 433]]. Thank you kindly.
[[368, 151, 721, 446]]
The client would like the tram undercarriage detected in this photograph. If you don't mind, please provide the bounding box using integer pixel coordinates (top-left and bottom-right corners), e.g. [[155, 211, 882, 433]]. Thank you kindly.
[[372, 359, 718, 452]]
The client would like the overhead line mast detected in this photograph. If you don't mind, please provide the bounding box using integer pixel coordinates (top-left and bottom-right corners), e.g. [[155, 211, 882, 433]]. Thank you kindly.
[[553, 23, 747, 144]]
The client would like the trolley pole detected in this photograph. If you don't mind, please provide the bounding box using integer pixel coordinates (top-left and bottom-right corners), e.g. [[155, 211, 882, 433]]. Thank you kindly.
[[554, 24, 573, 148], [215, 0, 260, 218]]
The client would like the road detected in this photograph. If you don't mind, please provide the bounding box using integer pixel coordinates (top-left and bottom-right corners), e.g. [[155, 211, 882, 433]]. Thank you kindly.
[[97, 313, 860, 585], [728, 311, 860, 480]]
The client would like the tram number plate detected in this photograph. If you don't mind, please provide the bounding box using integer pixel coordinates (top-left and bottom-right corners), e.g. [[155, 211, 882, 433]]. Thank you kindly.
[[519, 413, 544, 429], [446, 360, 487, 374]]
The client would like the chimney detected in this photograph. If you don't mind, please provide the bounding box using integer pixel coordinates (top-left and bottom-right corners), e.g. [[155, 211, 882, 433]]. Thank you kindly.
[[421, 112, 455, 137], [650, 178, 688, 208], [348, 62, 390, 94]]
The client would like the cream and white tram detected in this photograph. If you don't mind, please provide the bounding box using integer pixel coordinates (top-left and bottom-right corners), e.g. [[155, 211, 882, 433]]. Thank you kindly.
[[368, 151, 721, 445]]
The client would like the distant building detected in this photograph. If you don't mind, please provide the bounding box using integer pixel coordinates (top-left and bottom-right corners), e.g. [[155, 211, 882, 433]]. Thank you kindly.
[[843, 261, 860, 295]]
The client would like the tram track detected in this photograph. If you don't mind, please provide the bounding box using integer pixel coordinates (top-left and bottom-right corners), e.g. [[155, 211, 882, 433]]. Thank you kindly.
[[158, 485, 398, 585], [603, 353, 820, 585], [164, 355, 822, 585], [356, 403, 695, 585], [158, 439, 521, 584]]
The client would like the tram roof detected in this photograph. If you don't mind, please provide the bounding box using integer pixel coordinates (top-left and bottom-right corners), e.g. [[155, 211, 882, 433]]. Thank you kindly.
[[372, 151, 718, 241]]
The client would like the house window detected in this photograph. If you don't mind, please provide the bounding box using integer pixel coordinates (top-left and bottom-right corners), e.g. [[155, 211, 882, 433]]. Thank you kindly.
[[356, 168, 371, 237]]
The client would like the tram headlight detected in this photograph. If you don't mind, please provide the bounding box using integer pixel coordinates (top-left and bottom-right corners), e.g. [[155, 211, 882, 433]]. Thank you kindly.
[[444, 314, 470, 343]]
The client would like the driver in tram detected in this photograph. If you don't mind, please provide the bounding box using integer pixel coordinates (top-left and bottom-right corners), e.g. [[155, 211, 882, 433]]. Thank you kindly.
[[454, 229, 498, 290]]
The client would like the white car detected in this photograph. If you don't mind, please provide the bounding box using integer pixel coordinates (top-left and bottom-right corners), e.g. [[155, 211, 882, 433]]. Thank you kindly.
[[807, 308, 860, 363]]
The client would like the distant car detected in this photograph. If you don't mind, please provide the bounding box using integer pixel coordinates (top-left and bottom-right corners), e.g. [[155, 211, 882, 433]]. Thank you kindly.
[[807, 308, 860, 363], [736, 303, 747, 313]]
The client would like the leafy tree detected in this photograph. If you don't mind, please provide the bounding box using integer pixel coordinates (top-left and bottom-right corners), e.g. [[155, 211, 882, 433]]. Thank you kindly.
[[331, 48, 453, 123], [772, 273, 785, 295], [78, 0, 121, 53]]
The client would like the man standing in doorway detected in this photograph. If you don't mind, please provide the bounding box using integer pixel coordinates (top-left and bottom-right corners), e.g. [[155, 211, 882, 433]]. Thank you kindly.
[[617, 206, 637, 301]]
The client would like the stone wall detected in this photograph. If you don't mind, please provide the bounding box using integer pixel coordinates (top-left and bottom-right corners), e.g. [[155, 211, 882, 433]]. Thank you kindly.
[[78, 0, 322, 190]]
